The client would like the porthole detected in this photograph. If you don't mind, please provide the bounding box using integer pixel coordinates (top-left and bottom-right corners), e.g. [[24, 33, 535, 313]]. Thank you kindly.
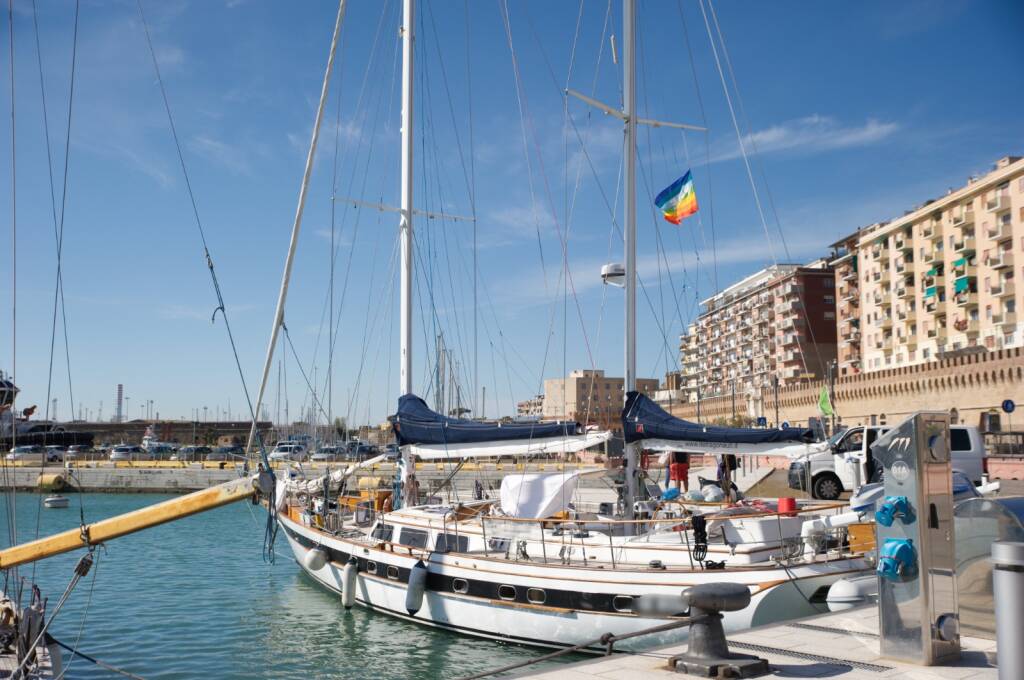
[[612, 595, 634, 613], [366, 561, 377, 575], [498, 585, 517, 601], [452, 578, 469, 594], [526, 588, 546, 605], [386, 565, 400, 580]]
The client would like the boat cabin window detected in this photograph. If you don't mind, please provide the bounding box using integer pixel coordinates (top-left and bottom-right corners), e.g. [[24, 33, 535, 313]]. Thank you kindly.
[[452, 578, 469, 594], [386, 565, 400, 580], [366, 561, 378, 575], [612, 595, 634, 613], [497, 585, 517, 601], [526, 588, 546, 605], [399, 527, 428, 549], [435, 533, 469, 553], [371, 523, 394, 542]]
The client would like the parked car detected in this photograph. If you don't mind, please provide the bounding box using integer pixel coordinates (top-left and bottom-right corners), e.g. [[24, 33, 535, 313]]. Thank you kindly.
[[269, 443, 307, 462], [109, 445, 152, 462], [6, 444, 46, 461], [310, 446, 344, 462], [206, 446, 244, 462], [66, 444, 91, 460], [788, 424, 987, 500], [172, 446, 212, 462]]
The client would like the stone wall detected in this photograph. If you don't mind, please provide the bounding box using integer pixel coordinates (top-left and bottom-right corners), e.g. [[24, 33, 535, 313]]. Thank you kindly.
[[669, 347, 1024, 430]]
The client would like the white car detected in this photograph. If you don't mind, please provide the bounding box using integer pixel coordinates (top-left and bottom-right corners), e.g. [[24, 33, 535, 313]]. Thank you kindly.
[[6, 445, 46, 461], [109, 445, 153, 462], [269, 443, 307, 462]]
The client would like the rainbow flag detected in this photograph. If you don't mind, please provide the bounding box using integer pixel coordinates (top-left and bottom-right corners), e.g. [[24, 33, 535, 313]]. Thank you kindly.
[[654, 170, 698, 225]]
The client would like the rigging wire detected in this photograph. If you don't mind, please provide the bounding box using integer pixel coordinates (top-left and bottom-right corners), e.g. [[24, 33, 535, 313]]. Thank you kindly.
[[5, 0, 18, 557], [135, 0, 265, 457], [33, 1, 81, 582]]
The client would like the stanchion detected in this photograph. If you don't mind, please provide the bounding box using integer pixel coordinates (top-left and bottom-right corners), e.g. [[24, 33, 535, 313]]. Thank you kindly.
[[992, 541, 1024, 680]]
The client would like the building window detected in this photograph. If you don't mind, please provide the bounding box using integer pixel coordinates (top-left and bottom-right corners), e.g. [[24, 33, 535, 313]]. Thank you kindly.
[[824, 311, 835, 320], [824, 295, 835, 305]]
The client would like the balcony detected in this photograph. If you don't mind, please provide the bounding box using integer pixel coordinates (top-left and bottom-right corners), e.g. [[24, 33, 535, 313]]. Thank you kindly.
[[926, 326, 948, 341], [986, 193, 1011, 213], [951, 208, 975, 227], [954, 291, 978, 307], [993, 311, 1018, 327], [904, 334, 918, 349], [872, 269, 891, 284], [997, 280, 1016, 298], [898, 282, 914, 299], [871, 243, 889, 260], [921, 222, 935, 239], [987, 251, 1014, 269], [878, 314, 893, 329], [987, 220, 1013, 242], [842, 268, 858, 282], [894, 233, 913, 251], [923, 248, 944, 265], [953, 236, 976, 254]]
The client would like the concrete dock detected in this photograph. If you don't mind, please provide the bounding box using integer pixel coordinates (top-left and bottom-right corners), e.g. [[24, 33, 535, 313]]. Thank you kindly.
[[5, 460, 773, 495], [517, 605, 997, 679]]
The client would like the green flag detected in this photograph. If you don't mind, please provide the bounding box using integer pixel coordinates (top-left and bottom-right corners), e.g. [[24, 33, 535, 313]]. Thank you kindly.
[[818, 386, 834, 417]]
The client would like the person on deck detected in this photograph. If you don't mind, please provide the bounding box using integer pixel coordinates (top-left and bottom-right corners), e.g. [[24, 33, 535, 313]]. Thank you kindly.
[[669, 451, 690, 493]]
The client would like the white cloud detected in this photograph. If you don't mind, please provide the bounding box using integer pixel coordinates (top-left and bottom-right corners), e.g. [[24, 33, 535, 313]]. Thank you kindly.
[[710, 115, 899, 163], [188, 135, 250, 174]]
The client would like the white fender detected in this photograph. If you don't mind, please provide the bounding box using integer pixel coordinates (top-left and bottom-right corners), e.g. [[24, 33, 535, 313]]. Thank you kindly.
[[303, 546, 328, 571], [405, 560, 428, 615], [341, 558, 358, 609]]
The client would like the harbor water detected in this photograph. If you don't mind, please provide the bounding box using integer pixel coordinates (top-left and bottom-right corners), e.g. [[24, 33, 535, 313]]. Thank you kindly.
[[1, 492, 574, 679]]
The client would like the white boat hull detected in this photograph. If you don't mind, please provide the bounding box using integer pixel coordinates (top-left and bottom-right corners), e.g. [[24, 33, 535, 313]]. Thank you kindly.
[[279, 514, 867, 651]]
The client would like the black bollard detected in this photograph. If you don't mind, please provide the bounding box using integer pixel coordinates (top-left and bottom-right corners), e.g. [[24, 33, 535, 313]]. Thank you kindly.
[[668, 583, 769, 678]]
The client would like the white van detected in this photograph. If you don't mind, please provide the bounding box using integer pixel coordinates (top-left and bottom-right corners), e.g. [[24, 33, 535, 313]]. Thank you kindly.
[[788, 424, 986, 500]]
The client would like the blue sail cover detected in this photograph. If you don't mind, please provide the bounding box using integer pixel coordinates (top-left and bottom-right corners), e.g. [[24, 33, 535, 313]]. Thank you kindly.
[[391, 394, 581, 446], [622, 391, 812, 445]]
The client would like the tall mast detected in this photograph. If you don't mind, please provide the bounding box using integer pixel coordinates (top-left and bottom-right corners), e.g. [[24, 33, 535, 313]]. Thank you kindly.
[[622, 0, 640, 532], [399, 0, 415, 397]]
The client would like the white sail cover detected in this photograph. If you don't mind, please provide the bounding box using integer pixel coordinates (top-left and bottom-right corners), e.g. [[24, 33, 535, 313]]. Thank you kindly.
[[500, 471, 580, 519], [407, 431, 611, 461], [637, 438, 821, 457]]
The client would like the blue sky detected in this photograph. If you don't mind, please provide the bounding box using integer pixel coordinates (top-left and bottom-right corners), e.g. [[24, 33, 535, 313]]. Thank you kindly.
[[1, 0, 1021, 427]]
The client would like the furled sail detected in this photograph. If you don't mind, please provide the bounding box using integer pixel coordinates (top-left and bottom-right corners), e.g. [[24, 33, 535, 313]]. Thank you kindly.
[[391, 394, 609, 459], [622, 391, 814, 455]]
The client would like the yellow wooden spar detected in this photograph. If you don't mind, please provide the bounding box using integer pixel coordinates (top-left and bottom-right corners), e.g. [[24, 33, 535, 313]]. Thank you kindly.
[[0, 475, 262, 570]]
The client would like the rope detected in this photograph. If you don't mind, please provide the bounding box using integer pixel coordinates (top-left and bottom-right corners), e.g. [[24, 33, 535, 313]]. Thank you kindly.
[[51, 637, 146, 680], [14, 552, 92, 678], [50, 543, 101, 680]]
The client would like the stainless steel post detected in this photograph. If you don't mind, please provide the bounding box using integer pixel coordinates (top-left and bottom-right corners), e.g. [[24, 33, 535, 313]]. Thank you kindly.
[[993, 541, 1024, 680]]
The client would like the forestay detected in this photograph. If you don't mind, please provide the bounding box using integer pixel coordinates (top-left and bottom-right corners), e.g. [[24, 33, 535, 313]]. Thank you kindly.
[[622, 391, 815, 456]]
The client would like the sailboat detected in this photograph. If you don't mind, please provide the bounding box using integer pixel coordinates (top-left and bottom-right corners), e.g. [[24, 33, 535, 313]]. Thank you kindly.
[[271, 0, 873, 651]]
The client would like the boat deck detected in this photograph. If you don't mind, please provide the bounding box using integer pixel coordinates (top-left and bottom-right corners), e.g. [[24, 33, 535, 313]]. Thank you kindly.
[[0, 646, 56, 678], [514, 605, 997, 679]]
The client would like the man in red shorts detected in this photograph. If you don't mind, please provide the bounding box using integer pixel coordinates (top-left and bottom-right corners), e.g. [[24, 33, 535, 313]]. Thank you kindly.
[[669, 451, 690, 492]]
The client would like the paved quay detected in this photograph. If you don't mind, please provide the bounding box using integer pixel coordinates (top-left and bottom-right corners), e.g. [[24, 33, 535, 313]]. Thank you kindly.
[[5, 460, 774, 495], [515, 605, 997, 679]]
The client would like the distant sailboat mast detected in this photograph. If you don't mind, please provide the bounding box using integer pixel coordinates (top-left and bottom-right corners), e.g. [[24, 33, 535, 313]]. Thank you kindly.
[[622, 0, 640, 532]]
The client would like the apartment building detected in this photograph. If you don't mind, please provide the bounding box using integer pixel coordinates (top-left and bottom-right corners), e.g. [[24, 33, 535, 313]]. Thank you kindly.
[[542, 369, 659, 432], [515, 394, 544, 420], [678, 263, 838, 402], [844, 155, 1024, 372]]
